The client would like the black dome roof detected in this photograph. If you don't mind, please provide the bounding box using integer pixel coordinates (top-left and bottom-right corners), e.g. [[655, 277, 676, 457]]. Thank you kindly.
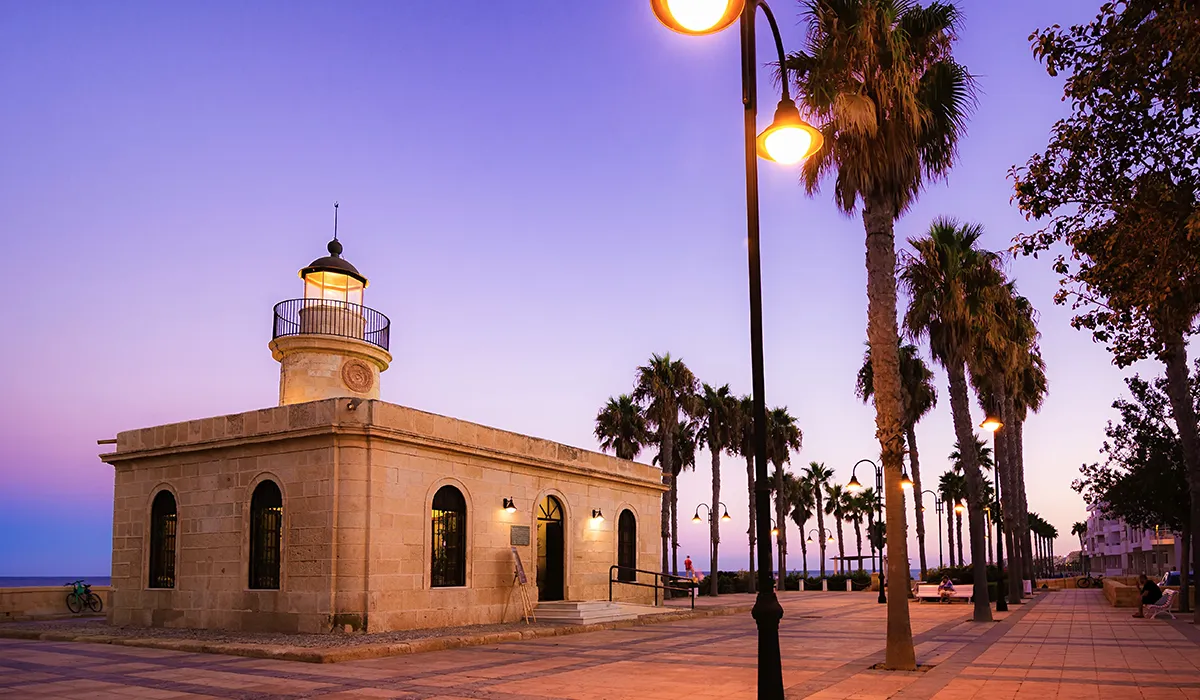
[[299, 238, 367, 285]]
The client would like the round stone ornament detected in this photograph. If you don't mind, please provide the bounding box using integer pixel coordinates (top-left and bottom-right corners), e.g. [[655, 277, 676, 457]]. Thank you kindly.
[[341, 359, 374, 393]]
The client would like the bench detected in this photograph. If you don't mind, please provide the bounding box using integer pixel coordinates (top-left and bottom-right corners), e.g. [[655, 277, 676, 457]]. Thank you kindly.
[[1147, 590, 1178, 620], [915, 584, 974, 602]]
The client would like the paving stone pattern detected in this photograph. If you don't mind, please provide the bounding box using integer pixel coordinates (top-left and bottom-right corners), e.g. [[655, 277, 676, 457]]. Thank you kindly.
[[1, 590, 1198, 699]]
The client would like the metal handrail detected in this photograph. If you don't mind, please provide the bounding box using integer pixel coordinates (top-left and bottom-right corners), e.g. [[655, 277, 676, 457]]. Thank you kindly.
[[608, 565, 696, 609], [272, 298, 391, 351]]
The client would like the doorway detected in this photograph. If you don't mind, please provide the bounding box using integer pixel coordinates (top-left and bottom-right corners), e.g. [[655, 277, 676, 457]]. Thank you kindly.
[[536, 495, 565, 601]]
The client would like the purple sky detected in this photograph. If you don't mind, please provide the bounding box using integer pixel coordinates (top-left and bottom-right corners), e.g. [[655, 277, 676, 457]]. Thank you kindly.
[[0, 0, 1167, 576]]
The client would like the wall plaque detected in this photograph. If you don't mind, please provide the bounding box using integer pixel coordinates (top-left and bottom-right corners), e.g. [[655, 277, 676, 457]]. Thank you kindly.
[[510, 525, 531, 546]]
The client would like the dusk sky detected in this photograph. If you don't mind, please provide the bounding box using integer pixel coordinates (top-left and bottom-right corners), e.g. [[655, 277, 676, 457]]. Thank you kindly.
[[0, 0, 1173, 576]]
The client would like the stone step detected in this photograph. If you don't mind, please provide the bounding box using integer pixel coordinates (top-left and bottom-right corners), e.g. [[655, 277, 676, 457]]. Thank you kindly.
[[533, 600, 632, 624]]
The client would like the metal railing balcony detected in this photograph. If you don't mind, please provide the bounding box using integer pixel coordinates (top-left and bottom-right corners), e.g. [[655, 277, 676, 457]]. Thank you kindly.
[[272, 298, 390, 351]]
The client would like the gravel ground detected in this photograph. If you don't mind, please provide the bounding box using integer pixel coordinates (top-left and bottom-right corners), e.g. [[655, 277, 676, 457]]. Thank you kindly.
[[0, 617, 561, 648]]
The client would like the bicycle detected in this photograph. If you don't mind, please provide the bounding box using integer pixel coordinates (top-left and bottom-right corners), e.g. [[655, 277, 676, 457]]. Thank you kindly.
[[64, 580, 103, 614], [1076, 573, 1104, 589]]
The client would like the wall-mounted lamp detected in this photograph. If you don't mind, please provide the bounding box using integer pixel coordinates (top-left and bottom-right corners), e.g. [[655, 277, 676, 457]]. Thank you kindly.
[[502, 497, 517, 513], [592, 509, 604, 521]]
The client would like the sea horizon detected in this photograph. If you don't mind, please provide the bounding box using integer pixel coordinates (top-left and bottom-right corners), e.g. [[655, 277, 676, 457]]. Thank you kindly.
[[0, 576, 111, 588]]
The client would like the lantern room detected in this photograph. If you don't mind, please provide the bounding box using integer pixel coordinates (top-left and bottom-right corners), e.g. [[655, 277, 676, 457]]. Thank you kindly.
[[300, 238, 367, 306]]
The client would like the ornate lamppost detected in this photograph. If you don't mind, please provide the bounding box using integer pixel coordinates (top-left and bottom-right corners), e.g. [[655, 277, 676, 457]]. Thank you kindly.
[[650, 2, 823, 697], [921, 489, 943, 569], [847, 459, 911, 604]]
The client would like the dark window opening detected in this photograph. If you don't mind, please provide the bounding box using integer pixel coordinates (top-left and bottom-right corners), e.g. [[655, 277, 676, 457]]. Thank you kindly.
[[249, 480, 283, 590], [148, 490, 177, 589], [617, 509, 637, 581], [431, 485, 467, 587]]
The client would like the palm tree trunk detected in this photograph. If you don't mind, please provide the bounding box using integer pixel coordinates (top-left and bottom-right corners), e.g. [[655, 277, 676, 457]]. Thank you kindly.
[[988, 512, 995, 566], [1015, 418, 1035, 589], [946, 360, 993, 622], [907, 426, 929, 578], [998, 388, 1024, 603], [710, 447, 721, 596], [854, 519, 864, 572], [671, 476, 679, 577], [799, 516, 810, 578], [816, 490, 827, 578], [1180, 526, 1192, 615], [746, 454, 756, 594], [836, 519, 846, 573], [956, 514, 964, 566], [863, 198, 916, 669], [660, 425, 674, 578], [1160, 332, 1200, 624], [774, 462, 787, 591], [946, 503, 955, 568]]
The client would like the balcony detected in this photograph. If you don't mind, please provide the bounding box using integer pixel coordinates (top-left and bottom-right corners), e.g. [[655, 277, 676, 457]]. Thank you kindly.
[[272, 298, 390, 351]]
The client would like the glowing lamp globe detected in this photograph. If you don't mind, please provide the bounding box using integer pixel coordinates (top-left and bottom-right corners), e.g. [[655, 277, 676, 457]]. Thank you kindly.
[[756, 99, 823, 165], [300, 238, 367, 305], [954, 502, 966, 515], [900, 472, 914, 490], [846, 475, 864, 494], [980, 415, 1003, 433], [651, 0, 744, 35]]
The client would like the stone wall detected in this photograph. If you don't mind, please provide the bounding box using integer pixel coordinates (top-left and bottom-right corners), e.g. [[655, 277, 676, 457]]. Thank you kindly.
[[102, 398, 662, 634], [0, 587, 111, 621]]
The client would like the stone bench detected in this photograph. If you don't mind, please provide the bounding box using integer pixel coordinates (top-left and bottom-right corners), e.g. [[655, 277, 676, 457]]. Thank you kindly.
[[915, 584, 974, 602]]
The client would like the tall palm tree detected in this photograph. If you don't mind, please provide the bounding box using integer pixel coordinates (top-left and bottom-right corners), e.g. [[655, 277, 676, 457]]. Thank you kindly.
[[902, 219, 1005, 622], [789, 476, 816, 577], [949, 437, 993, 472], [767, 408, 803, 590], [696, 383, 737, 596], [825, 484, 850, 574], [938, 470, 964, 566], [804, 461, 835, 577], [1071, 521, 1087, 572], [786, 0, 976, 668], [633, 354, 699, 577], [733, 395, 758, 593], [849, 492, 867, 572], [858, 343, 939, 578], [1012, 347, 1048, 586], [654, 420, 697, 577], [594, 394, 649, 460]]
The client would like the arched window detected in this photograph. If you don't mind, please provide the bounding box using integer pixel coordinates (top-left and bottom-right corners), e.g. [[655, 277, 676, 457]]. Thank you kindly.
[[617, 509, 636, 581], [249, 480, 283, 590], [431, 485, 467, 587], [148, 490, 177, 588]]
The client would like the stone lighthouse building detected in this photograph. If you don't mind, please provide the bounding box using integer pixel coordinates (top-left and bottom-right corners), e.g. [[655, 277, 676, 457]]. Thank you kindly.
[[101, 229, 662, 634]]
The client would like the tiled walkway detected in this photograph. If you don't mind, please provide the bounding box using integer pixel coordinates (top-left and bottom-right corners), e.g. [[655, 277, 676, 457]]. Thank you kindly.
[[1, 590, 1197, 699]]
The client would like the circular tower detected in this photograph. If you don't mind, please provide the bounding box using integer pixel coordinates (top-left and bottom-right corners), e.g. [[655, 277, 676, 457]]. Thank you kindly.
[[269, 237, 392, 406]]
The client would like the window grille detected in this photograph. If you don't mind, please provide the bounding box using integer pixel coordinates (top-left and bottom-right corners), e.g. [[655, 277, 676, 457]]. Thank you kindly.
[[249, 481, 283, 590], [617, 510, 636, 581], [431, 486, 467, 587], [148, 490, 177, 588]]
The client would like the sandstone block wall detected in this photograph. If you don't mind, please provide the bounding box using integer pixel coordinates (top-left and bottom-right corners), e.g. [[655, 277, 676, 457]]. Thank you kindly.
[[102, 398, 662, 634]]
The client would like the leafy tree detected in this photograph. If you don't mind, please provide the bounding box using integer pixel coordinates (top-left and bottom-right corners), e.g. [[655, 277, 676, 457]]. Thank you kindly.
[[903, 219, 1006, 622], [1012, 0, 1200, 620], [634, 354, 699, 577], [767, 408, 803, 590], [1073, 361, 1197, 610], [696, 383, 738, 596], [804, 461, 835, 577], [785, 0, 976, 670], [858, 343, 939, 576], [594, 394, 649, 460]]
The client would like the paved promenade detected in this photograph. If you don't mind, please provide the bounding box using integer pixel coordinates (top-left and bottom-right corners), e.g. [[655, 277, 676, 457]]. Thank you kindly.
[[2, 590, 1197, 699]]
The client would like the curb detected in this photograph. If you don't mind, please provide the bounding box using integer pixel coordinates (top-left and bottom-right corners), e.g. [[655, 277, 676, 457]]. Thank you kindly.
[[0, 603, 756, 664]]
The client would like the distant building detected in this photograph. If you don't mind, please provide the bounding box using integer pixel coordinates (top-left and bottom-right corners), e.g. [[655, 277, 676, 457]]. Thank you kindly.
[[100, 231, 661, 634], [1082, 503, 1181, 577]]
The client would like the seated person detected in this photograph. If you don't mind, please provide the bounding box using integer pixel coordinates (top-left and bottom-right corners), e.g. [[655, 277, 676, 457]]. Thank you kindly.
[[937, 576, 955, 602], [1134, 573, 1164, 618]]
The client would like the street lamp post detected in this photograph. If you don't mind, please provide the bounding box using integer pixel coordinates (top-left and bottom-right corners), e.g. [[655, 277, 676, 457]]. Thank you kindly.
[[981, 413, 1007, 612], [806, 528, 835, 575], [922, 490, 942, 569], [650, 2, 823, 698], [694, 503, 733, 596], [847, 459, 911, 604]]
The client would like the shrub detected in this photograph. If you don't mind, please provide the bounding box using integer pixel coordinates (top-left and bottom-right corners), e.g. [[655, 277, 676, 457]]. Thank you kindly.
[[803, 576, 823, 591], [828, 574, 848, 590]]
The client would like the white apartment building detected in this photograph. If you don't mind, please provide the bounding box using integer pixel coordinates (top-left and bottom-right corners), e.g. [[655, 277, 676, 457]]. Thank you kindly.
[[1083, 503, 1182, 577]]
